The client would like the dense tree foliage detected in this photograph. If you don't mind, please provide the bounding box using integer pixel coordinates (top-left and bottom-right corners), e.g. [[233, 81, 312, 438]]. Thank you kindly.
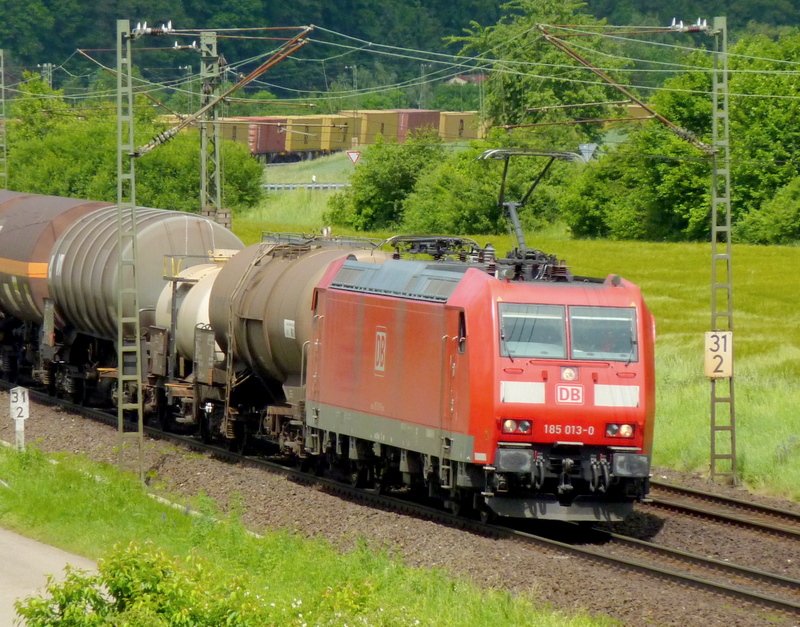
[[7, 76, 263, 212], [586, 0, 800, 31], [560, 30, 800, 243], [452, 0, 624, 142]]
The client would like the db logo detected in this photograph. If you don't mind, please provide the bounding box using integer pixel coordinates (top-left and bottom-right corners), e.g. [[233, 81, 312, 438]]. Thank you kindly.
[[556, 384, 584, 404], [374, 328, 387, 375]]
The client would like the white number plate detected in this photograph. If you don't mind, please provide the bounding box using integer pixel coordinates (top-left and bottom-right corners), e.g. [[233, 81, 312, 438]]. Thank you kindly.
[[543, 424, 595, 436]]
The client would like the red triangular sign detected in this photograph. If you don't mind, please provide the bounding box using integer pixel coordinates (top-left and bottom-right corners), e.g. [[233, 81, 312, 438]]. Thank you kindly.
[[346, 150, 361, 164]]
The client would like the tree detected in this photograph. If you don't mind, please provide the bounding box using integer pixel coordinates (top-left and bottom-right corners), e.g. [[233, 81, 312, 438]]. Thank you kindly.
[[402, 143, 506, 234], [560, 28, 800, 243], [402, 135, 579, 236], [325, 130, 445, 230], [452, 0, 624, 142], [736, 176, 800, 244], [7, 79, 263, 212]]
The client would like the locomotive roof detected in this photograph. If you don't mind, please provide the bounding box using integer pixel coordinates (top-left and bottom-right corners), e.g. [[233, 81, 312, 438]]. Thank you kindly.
[[330, 258, 469, 302]]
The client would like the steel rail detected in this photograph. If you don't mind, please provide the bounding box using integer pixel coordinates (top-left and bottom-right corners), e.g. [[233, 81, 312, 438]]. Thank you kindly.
[[648, 480, 800, 540]]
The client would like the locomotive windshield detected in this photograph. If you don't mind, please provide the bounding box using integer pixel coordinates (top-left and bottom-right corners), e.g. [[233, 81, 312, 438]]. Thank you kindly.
[[569, 306, 638, 362], [498, 304, 566, 358], [498, 304, 638, 362]]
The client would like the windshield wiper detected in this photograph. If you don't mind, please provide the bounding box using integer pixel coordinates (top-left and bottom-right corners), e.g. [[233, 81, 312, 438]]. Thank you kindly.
[[500, 325, 515, 363]]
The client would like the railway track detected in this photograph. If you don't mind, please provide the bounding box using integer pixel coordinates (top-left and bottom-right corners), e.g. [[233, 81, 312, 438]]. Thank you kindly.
[[4, 385, 799, 619], [647, 479, 800, 539]]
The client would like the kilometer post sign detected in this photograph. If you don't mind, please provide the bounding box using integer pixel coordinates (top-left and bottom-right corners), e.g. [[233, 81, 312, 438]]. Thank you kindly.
[[704, 331, 733, 378], [10, 386, 29, 451]]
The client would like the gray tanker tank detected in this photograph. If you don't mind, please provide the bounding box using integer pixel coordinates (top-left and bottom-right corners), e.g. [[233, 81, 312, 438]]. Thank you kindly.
[[154, 262, 225, 361], [47, 204, 243, 339], [208, 242, 386, 386], [0, 191, 111, 323]]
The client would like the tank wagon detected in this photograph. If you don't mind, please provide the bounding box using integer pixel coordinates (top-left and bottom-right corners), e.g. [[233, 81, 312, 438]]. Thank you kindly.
[[0, 191, 243, 402], [0, 191, 655, 522]]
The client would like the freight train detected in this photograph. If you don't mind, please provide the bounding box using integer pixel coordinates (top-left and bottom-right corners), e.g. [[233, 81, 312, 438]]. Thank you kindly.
[[170, 109, 484, 162], [0, 190, 655, 522]]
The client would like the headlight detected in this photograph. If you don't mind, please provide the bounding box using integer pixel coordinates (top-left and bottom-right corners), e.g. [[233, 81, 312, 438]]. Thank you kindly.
[[606, 423, 635, 438], [501, 419, 533, 434], [502, 419, 517, 433], [561, 367, 578, 381]]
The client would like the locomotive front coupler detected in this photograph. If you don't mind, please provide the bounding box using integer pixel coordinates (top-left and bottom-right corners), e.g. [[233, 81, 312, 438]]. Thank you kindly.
[[589, 455, 611, 493], [532, 456, 546, 489], [558, 458, 575, 494]]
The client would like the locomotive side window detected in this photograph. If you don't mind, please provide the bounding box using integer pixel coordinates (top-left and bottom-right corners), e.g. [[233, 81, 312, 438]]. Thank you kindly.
[[569, 306, 638, 362], [498, 304, 565, 358]]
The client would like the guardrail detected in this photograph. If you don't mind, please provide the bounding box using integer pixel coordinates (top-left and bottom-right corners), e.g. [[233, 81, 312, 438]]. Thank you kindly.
[[263, 183, 350, 191]]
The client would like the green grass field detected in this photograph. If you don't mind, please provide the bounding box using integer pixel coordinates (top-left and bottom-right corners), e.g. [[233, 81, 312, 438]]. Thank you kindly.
[[0, 449, 605, 626], [239, 155, 800, 501]]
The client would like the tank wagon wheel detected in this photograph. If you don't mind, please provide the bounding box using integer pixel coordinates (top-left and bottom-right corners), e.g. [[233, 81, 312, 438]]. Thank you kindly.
[[199, 412, 213, 444], [156, 389, 174, 432], [479, 505, 496, 525], [228, 423, 249, 455]]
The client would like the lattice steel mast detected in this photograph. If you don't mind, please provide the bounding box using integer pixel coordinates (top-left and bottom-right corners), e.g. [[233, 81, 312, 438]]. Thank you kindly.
[[709, 17, 736, 482], [199, 32, 225, 227], [0, 50, 7, 189], [116, 19, 144, 480]]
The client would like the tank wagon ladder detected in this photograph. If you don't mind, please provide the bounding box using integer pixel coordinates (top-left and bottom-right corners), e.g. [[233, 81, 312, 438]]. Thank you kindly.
[[221, 242, 278, 440]]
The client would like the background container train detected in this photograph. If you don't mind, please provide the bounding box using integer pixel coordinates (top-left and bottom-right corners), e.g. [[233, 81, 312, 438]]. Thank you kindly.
[[0, 190, 655, 522], [189, 109, 484, 162]]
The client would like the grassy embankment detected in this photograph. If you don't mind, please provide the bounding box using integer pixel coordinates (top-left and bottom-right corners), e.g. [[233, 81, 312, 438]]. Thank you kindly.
[[0, 448, 605, 626], [242, 153, 800, 501]]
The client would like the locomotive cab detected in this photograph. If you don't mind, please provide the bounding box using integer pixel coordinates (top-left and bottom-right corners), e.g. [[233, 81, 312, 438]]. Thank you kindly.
[[476, 276, 655, 521]]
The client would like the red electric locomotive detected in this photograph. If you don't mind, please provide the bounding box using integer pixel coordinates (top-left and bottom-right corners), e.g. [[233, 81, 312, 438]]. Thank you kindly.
[[304, 246, 654, 521]]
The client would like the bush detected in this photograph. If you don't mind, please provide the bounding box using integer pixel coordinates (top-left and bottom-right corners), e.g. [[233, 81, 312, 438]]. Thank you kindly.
[[15, 542, 274, 626], [736, 176, 800, 244]]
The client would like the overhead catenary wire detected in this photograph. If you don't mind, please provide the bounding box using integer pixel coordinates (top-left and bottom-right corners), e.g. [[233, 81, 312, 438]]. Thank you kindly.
[[8, 19, 800, 124]]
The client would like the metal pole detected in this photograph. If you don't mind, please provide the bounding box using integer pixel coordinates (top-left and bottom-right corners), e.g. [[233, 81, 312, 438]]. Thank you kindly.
[[199, 32, 225, 227], [709, 16, 737, 484], [0, 50, 7, 189], [116, 19, 144, 482]]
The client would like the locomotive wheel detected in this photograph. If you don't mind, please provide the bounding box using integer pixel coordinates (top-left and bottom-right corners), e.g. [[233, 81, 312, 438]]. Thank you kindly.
[[449, 490, 474, 518], [350, 464, 368, 489]]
